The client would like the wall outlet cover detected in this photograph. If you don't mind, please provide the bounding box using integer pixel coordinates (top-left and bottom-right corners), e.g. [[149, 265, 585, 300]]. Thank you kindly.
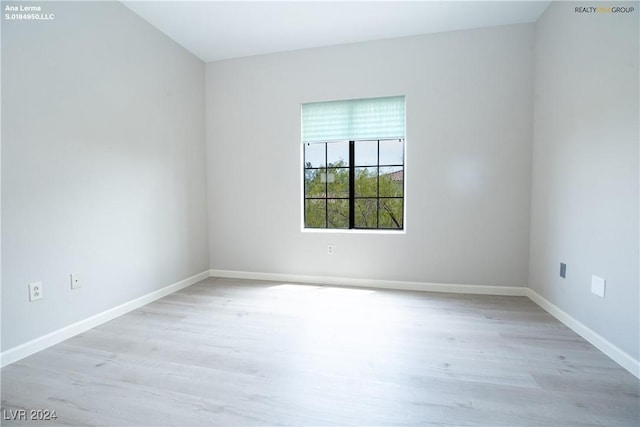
[[70, 272, 81, 289], [28, 282, 44, 301], [591, 275, 606, 298]]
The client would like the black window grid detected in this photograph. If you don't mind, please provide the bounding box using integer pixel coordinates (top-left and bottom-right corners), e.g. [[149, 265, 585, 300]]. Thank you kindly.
[[303, 138, 404, 230]]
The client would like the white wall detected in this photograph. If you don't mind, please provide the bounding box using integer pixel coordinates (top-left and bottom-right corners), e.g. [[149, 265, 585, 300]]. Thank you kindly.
[[1, 2, 209, 351], [530, 2, 639, 359], [206, 24, 534, 286]]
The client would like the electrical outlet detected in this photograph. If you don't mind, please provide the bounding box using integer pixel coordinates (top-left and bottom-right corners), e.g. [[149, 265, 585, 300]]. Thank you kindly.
[[28, 282, 43, 301], [560, 263, 567, 278], [327, 244, 334, 255], [70, 272, 81, 289]]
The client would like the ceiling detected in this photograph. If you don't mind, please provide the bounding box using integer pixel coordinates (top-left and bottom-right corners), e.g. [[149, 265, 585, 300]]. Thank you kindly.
[[122, 1, 551, 63]]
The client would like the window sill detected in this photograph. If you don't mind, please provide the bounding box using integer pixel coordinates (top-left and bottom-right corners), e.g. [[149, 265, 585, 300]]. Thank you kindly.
[[301, 228, 406, 235]]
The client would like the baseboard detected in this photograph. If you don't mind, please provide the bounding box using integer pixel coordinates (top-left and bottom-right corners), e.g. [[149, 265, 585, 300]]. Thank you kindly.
[[0, 270, 210, 368], [208, 269, 528, 296], [527, 289, 640, 379]]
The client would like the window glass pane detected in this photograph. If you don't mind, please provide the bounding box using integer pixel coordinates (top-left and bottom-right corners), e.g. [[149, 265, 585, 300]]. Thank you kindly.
[[305, 199, 326, 228], [354, 140, 377, 166], [379, 166, 404, 197], [327, 141, 349, 167], [327, 199, 349, 229], [354, 198, 378, 228], [303, 135, 403, 230], [379, 199, 403, 229], [327, 168, 349, 198], [379, 139, 403, 165], [304, 168, 326, 198], [304, 143, 325, 168], [354, 167, 378, 197]]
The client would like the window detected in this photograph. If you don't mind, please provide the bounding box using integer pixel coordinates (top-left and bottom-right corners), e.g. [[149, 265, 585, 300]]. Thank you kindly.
[[302, 96, 405, 230]]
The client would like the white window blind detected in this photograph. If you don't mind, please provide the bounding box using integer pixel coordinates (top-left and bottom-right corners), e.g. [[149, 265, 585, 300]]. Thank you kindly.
[[302, 96, 405, 143]]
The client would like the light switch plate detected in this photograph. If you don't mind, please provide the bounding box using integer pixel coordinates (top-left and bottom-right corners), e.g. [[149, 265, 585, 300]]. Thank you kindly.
[[591, 275, 606, 298]]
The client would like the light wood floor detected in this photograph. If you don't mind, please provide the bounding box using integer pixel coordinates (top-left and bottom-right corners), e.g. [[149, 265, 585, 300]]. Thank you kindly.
[[2, 278, 638, 426]]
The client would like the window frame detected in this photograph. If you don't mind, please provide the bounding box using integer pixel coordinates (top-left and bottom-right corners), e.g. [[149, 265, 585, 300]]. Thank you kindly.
[[302, 138, 405, 232]]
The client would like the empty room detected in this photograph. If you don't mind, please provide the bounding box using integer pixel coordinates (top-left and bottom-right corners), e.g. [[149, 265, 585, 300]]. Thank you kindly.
[[1, 0, 638, 426]]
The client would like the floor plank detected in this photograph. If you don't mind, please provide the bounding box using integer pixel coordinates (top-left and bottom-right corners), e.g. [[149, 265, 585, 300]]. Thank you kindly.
[[2, 278, 638, 426]]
